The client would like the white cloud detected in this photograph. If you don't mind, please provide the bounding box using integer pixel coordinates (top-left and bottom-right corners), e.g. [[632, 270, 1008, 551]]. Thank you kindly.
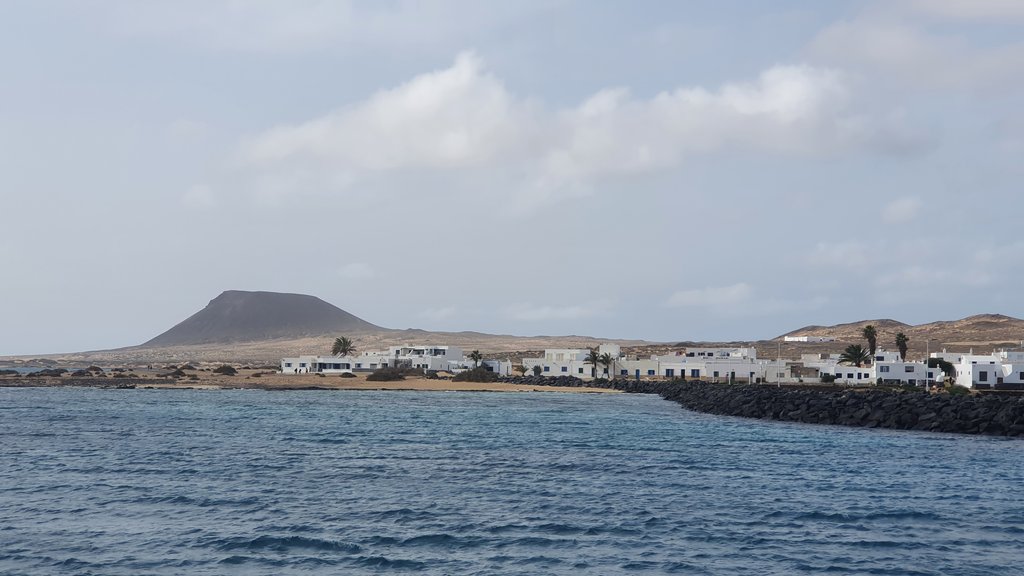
[[337, 262, 374, 279], [418, 306, 457, 321], [666, 283, 753, 308], [240, 52, 536, 170], [906, 0, 1024, 21], [182, 184, 216, 209], [808, 16, 1024, 93], [503, 300, 611, 322], [882, 196, 922, 223], [236, 52, 905, 211]]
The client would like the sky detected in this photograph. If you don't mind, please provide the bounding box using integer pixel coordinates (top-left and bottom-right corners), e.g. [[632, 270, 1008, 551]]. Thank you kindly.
[[2, 0, 1023, 355]]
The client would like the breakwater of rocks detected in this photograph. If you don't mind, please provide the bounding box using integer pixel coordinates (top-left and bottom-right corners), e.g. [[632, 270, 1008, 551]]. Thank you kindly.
[[501, 376, 1024, 437]]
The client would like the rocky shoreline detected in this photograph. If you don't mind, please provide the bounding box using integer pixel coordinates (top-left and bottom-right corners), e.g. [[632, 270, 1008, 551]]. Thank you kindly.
[[499, 376, 1024, 437]]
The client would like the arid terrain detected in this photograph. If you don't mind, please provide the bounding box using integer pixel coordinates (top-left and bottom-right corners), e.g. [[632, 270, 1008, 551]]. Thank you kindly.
[[0, 368, 618, 394]]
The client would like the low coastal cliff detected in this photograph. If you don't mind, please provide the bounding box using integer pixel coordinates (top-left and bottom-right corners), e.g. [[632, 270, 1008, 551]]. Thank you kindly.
[[500, 376, 1024, 437]]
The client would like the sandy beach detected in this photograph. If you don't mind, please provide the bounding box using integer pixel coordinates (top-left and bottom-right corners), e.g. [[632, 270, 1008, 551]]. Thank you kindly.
[[0, 369, 620, 394]]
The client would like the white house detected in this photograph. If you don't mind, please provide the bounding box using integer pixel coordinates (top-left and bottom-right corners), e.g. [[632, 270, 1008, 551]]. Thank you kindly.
[[521, 344, 621, 378], [282, 344, 513, 376], [950, 350, 1024, 389], [522, 344, 789, 383], [803, 350, 942, 385], [784, 336, 835, 343]]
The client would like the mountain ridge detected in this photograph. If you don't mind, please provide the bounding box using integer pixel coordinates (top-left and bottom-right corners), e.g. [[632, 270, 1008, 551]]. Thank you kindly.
[[779, 314, 1024, 345]]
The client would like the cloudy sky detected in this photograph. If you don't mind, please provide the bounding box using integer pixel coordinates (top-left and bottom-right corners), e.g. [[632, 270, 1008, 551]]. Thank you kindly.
[[2, 1, 1023, 355]]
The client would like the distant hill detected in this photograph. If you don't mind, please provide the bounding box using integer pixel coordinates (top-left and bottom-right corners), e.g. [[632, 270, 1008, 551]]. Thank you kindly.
[[143, 290, 383, 347], [779, 314, 1024, 347]]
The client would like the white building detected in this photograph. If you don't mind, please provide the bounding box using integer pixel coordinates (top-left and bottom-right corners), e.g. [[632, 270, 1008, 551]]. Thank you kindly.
[[281, 344, 513, 376], [949, 350, 1024, 389], [523, 345, 789, 383], [803, 350, 943, 385], [784, 336, 836, 343], [521, 344, 621, 378]]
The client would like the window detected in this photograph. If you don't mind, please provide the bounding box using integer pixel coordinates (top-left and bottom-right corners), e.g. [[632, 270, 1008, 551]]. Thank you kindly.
[[299, 363, 307, 368], [665, 369, 675, 377], [621, 369, 628, 376], [543, 366, 550, 372], [1020, 372, 1024, 380], [284, 363, 292, 368], [847, 373, 854, 379], [647, 369, 655, 376], [561, 366, 568, 373], [875, 356, 884, 361], [713, 371, 719, 378], [904, 366, 914, 373], [577, 368, 583, 374], [880, 366, 890, 373], [691, 369, 700, 378], [979, 371, 988, 382], [355, 363, 362, 368]]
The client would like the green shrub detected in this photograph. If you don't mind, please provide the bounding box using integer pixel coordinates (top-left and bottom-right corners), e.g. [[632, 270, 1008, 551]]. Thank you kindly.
[[366, 367, 406, 381], [339, 372, 357, 378], [452, 367, 499, 383], [948, 384, 971, 396], [213, 365, 237, 376]]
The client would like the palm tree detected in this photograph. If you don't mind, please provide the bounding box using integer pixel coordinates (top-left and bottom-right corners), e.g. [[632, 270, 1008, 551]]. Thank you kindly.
[[331, 336, 356, 357], [516, 364, 528, 377], [468, 350, 483, 368], [862, 325, 878, 357], [532, 365, 543, 377], [585, 347, 600, 378], [895, 332, 909, 361], [599, 352, 613, 379], [839, 344, 871, 367]]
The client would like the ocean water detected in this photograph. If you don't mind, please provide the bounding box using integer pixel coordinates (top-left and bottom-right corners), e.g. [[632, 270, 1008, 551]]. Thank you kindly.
[[1, 388, 1022, 575]]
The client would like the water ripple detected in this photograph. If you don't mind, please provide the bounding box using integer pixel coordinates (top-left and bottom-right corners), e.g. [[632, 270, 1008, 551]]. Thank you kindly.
[[0, 387, 1022, 575]]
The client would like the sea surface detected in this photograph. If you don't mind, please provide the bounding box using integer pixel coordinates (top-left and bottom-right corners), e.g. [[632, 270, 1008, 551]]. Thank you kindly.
[[1, 387, 1023, 575]]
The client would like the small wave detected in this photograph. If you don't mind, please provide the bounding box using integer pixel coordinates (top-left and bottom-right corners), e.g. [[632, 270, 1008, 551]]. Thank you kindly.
[[512, 555, 565, 566], [534, 522, 584, 535], [51, 557, 94, 569], [399, 533, 487, 548], [135, 494, 261, 508], [354, 555, 427, 570], [370, 508, 437, 523], [213, 534, 362, 554], [496, 536, 576, 549]]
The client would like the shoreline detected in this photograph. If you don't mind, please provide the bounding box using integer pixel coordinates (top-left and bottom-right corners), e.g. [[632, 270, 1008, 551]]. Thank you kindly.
[[0, 374, 620, 394]]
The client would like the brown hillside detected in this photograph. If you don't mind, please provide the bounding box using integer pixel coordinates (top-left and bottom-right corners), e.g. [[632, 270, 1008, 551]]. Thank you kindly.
[[778, 314, 1024, 354]]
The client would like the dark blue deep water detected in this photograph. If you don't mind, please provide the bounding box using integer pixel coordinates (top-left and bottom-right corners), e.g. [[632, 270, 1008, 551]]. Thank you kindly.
[[2, 388, 1023, 575]]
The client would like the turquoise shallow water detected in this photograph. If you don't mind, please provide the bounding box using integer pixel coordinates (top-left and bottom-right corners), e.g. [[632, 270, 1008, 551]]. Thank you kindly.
[[1, 387, 1023, 575]]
